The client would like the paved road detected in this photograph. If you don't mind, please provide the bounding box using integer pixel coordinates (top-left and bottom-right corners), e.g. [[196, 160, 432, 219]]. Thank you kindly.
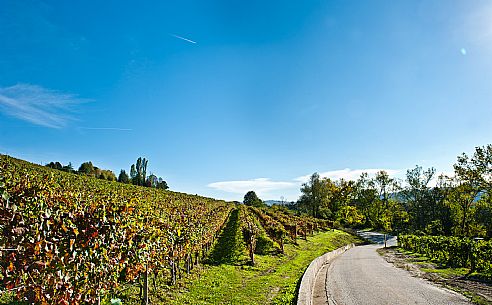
[[312, 232, 470, 305]]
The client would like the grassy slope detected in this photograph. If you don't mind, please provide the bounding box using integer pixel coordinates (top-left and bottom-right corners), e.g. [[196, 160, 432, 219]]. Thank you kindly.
[[163, 230, 358, 305]]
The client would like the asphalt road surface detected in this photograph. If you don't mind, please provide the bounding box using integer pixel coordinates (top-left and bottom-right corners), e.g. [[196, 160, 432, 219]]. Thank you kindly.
[[312, 232, 470, 305]]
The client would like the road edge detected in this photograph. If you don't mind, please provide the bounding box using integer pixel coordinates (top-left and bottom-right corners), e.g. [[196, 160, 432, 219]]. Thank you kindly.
[[297, 243, 355, 305]]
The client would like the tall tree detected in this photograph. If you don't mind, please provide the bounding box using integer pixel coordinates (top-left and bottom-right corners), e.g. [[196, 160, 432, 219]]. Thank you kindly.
[[354, 173, 378, 227], [299, 173, 324, 218], [132, 157, 148, 186], [447, 180, 480, 237], [130, 164, 137, 182], [402, 166, 436, 231], [118, 170, 130, 183], [373, 170, 399, 227]]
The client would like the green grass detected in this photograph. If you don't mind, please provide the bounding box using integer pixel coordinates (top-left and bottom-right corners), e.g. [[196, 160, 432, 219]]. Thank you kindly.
[[397, 248, 488, 279], [419, 267, 470, 278], [112, 229, 358, 305], [164, 229, 358, 305]]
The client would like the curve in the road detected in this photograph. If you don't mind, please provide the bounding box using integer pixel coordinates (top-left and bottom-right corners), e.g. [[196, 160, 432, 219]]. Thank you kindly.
[[314, 232, 470, 305]]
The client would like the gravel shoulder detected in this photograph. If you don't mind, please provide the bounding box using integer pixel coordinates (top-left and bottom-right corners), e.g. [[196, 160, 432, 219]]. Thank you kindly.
[[379, 247, 492, 305]]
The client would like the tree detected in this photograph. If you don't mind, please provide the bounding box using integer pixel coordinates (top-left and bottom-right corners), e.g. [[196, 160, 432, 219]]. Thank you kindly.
[[475, 195, 492, 238], [354, 173, 378, 227], [130, 164, 137, 182], [156, 177, 169, 190], [454, 144, 492, 193], [131, 157, 148, 186], [330, 179, 356, 220], [146, 174, 158, 187], [402, 166, 437, 231], [373, 170, 399, 228], [78, 161, 95, 175], [298, 173, 324, 218], [118, 170, 130, 183], [243, 191, 263, 207], [447, 180, 480, 237], [62, 162, 75, 173], [46, 162, 63, 170]]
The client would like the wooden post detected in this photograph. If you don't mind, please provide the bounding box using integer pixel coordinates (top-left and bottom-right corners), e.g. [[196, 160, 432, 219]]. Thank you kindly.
[[143, 264, 149, 305], [384, 234, 387, 248]]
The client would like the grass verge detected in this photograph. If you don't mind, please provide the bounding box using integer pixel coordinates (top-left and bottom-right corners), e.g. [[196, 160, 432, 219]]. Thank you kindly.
[[165, 229, 358, 305]]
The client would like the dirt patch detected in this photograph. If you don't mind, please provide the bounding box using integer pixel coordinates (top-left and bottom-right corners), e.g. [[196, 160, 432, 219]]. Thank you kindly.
[[379, 247, 492, 304]]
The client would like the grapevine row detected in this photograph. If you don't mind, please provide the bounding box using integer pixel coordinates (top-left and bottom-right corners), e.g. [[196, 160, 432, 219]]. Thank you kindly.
[[399, 234, 492, 273]]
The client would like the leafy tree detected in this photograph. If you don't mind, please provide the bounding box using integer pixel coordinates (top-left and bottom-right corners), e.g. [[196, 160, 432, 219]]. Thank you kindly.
[[475, 195, 492, 238], [354, 173, 378, 227], [130, 164, 137, 181], [330, 179, 356, 220], [78, 161, 95, 175], [156, 177, 169, 190], [336, 205, 364, 226], [447, 179, 480, 237], [62, 162, 75, 173], [130, 157, 148, 186], [118, 170, 130, 183], [244, 191, 263, 207], [46, 161, 75, 173], [454, 144, 492, 192], [146, 174, 158, 187], [46, 161, 62, 170], [98, 169, 116, 181], [298, 173, 324, 218], [402, 166, 437, 231]]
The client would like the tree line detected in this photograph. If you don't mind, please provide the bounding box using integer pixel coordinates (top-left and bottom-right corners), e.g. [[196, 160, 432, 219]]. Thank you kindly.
[[45, 157, 168, 189], [293, 144, 492, 238]]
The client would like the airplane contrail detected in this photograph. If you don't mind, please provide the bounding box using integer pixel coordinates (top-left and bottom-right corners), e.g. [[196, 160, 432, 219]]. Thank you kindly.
[[78, 127, 133, 131], [170, 34, 197, 44]]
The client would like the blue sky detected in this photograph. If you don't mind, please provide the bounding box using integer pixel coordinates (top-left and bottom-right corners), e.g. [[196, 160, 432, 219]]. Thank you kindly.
[[1, 0, 492, 201]]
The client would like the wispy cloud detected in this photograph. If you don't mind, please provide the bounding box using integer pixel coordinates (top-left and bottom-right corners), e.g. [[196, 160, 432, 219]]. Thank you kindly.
[[0, 84, 86, 128], [208, 178, 295, 196], [295, 168, 400, 183], [78, 127, 133, 131], [170, 34, 197, 44]]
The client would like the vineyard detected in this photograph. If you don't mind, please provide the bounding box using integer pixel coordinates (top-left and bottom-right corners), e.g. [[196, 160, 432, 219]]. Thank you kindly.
[[399, 235, 492, 274], [0, 155, 333, 304]]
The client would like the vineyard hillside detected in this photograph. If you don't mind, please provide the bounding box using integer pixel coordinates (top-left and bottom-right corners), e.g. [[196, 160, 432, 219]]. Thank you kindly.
[[0, 155, 343, 304]]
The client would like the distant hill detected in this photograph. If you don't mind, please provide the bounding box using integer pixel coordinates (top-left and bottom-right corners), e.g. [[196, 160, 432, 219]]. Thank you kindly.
[[264, 200, 295, 206]]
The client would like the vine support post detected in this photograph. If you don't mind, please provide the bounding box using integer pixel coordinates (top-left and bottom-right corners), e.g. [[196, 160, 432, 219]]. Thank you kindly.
[[143, 263, 149, 305]]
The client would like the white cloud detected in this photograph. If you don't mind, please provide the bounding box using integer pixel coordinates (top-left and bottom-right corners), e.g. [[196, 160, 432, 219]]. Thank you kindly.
[[207, 178, 295, 197], [0, 84, 86, 128], [295, 168, 400, 183]]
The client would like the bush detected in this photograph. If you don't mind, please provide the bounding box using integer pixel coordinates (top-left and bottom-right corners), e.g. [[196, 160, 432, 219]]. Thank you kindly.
[[399, 234, 492, 273]]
